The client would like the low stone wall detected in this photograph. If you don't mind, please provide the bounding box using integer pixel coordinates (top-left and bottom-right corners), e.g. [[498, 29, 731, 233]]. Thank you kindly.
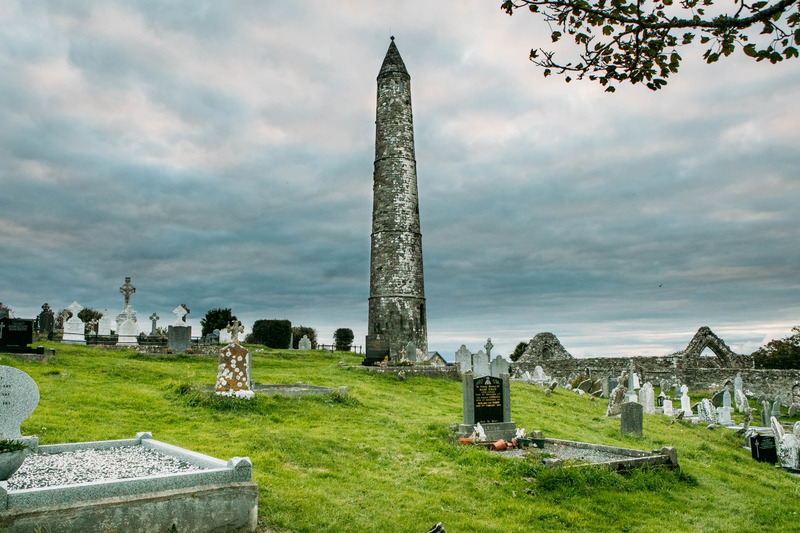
[[351, 364, 461, 380], [513, 358, 800, 398]]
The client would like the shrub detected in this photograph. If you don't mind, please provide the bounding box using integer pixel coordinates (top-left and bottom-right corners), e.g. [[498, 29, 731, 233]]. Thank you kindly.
[[292, 326, 318, 349], [334, 328, 354, 351], [252, 319, 292, 348], [510, 341, 528, 362], [200, 308, 237, 337], [753, 326, 800, 369]]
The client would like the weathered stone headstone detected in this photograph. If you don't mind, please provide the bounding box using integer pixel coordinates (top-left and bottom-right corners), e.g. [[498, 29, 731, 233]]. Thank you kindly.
[[37, 303, 55, 338], [116, 306, 139, 346], [363, 335, 390, 366], [625, 369, 638, 403], [734, 373, 743, 392], [663, 398, 674, 416], [772, 395, 782, 417], [484, 338, 493, 358], [472, 349, 490, 377], [0, 366, 40, 439], [226, 320, 244, 344], [606, 382, 627, 417], [577, 379, 593, 393], [98, 310, 113, 336], [489, 355, 509, 378], [680, 385, 693, 417], [761, 400, 771, 427], [167, 304, 192, 352], [172, 304, 190, 326], [298, 335, 312, 350], [62, 301, 86, 344], [789, 382, 800, 417], [119, 276, 136, 308], [455, 345, 472, 372], [532, 366, 550, 385], [735, 388, 749, 414], [717, 386, 734, 426], [639, 382, 655, 415], [710, 390, 724, 408], [673, 383, 681, 401], [405, 340, 417, 362], [697, 398, 715, 422], [620, 402, 644, 436], [215, 342, 252, 397], [149, 313, 160, 335]]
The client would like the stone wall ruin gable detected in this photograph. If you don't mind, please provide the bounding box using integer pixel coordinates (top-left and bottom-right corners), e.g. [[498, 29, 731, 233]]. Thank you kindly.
[[516, 332, 574, 364]]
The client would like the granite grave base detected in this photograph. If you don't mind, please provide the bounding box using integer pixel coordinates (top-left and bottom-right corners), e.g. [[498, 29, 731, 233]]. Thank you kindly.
[[0, 432, 257, 533], [457, 422, 517, 442]]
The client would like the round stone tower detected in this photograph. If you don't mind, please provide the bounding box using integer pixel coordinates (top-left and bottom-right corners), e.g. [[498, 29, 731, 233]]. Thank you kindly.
[[364, 38, 428, 365]]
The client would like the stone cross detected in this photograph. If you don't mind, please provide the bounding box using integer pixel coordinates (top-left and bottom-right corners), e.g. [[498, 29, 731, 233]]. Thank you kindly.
[[59, 309, 71, 325], [172, 304, 190, 325], [226, 320, 244, 343], [119, 277, 136, 308], [149, 313, 160, 335], [484, 338, 493, 358], [0, 366, 40, 439]]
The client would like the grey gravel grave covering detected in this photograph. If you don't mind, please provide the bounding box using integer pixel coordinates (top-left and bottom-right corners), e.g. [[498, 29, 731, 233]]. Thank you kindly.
[[7, 446, 203, 490]]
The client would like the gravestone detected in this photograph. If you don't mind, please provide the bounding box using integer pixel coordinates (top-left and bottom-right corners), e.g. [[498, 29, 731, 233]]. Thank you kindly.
[[663, 398, 675, 416], [116, 306, 139, 346], [405, 340, 417, 362], [751, 434, 778, 464], [0, 318, 34, 352], [673, 383, 681, 401], [119, 276, 136, 308], [577, 379, 593, 393], [771, 395, 782, 417], [298, 335, 312, 350], [472, 350, 490, 377], [98, 310, 113, 336], [532, 366, 550, 385], [484, 338, 493, 358], [0, 365, 40, 439], [625, 368, 638, 403], [149, 313, 160, 336], [657, 391, 666, 408], [219, 328, 232, 344], [454, 345, 472, 372], [0, 303, 12, 319], [717, 386, 734, 426], [789, 382, 800, 417], [734, 373, 743, 394], [458, 371, 515, 441], [697, 398, 715, 422], [620, 402, 644, 436], [167, 304, 192, 352], [639, 382, 655, 415], [680, 385, 693, 417], [215, 324, 252, 397], [606, 382, 627, 417], [363, 335, 389, 366], [735, 388, 749, 414], [489, 355, 509, 378], [761, 400, 771, 427], [710, 390, 724, 408], [37, 303, 55, 338], [62, 301, 86, 344]]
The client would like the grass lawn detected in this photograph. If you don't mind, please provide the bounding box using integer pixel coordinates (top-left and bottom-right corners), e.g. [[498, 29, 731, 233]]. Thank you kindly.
[[3, 342, 800, 532]]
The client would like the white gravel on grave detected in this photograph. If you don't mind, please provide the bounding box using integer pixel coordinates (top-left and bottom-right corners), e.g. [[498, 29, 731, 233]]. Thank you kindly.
[[495, 443, 631, 463], [7, 446, 204, 491]]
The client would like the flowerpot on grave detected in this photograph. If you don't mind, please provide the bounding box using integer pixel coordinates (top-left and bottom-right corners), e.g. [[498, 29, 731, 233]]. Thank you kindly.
[[0, 449, 29, 481]]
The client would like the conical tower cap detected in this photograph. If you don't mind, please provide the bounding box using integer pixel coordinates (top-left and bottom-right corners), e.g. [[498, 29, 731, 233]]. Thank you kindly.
[[378, 37, 409, 78]]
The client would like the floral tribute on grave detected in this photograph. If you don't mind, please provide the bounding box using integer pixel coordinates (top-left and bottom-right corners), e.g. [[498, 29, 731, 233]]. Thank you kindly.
[[215, 321, 253, 399]]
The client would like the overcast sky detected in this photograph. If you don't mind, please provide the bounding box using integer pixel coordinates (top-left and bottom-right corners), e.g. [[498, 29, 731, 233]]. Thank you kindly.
[[1, 1, 799, 359]]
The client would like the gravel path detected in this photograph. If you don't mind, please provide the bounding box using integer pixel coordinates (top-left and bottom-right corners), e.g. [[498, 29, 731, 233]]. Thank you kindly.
[[7, 446, 204, 490]]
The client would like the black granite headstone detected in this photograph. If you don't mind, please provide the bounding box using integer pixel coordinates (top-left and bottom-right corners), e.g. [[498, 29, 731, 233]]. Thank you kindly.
[[474, 375, 504, 424], [751, 435, 778, 464], [362, 336, 390, 366], [0, 318, 34, 351]]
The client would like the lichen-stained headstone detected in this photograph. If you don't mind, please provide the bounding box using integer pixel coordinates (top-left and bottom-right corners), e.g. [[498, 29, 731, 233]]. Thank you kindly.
[[0, 366, 40, 439], [215, 343, 252, 399]]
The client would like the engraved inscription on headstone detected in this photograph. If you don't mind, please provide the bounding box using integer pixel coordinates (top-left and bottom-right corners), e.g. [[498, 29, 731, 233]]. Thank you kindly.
[[365, 336, 390, 360], [474, 375, 504, 424], [0, 366, 40, 439]]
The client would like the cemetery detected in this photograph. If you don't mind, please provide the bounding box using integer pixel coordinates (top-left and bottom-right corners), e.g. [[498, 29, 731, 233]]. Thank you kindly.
[[1, 338, 799, 532]]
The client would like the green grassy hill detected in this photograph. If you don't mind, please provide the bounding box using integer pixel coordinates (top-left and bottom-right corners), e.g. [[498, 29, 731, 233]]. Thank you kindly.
[[4, 343, 799, 532]]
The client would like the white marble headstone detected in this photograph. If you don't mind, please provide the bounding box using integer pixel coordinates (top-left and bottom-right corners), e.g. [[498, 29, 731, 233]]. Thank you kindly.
[[0, 366, 40, 439], [472, 350, 490, 377], [639, 382, 655, 415], [298, 335, 312, 350], [98, 309, 113, 336], [489, 355, 509, 378], [62, 301, 86, 344], [455, 345, 472, 373]]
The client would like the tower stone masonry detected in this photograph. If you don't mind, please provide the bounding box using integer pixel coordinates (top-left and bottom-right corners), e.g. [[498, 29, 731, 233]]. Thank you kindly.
[[364, 38, 428, 365]]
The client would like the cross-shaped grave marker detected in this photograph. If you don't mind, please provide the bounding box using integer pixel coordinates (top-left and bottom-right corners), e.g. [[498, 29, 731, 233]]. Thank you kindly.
[[119, 277, 136, 308]]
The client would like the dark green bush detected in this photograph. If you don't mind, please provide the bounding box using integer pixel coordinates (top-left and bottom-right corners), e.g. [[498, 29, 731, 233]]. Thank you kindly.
[[252, 319, 292, 348], [200, 308, 237, 337], [334, 328, 354, 351]]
